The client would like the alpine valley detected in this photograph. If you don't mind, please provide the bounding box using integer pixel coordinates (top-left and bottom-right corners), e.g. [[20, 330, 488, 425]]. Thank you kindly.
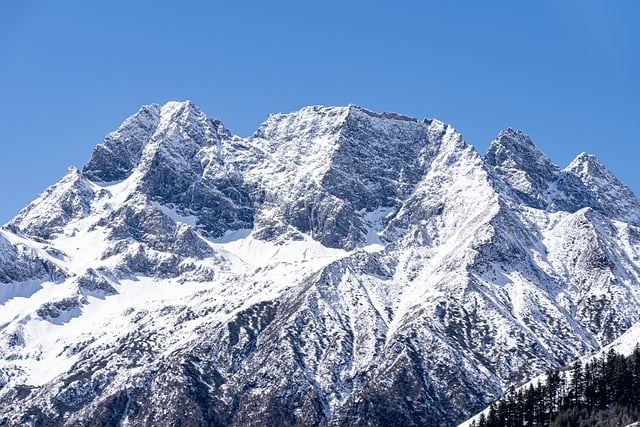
[[1, 101, 639, 426]]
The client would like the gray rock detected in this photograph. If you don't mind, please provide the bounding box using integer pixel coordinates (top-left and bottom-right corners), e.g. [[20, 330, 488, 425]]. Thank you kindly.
[[2, 102, 640, 427]]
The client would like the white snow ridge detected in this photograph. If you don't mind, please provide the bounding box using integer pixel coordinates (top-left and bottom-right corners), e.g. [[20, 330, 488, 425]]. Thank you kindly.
[[0, 101, 639, 426]]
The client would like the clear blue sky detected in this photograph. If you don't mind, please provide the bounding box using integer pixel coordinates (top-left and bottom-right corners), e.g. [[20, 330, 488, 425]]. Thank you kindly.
[[1, 1, 638, 224]]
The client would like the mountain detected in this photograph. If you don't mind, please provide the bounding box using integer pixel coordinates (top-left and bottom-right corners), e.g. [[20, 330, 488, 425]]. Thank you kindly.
[[0, 101, 639, 426]]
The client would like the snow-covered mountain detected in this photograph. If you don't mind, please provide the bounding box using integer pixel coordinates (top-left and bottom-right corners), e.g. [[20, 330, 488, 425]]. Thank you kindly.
[[0, 101, 639, 426]]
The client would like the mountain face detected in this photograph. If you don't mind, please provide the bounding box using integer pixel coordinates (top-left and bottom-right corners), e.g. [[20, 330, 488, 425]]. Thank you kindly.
[[1, 101, 639, 426]]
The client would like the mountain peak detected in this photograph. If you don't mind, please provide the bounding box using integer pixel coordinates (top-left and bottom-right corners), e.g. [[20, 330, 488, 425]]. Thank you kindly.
[[565, 151, 640, 224], [347, 104, 419, 123], [253, 104, 423, 141], [157, 100, 207, 127], [82, 101, 230, 184], [162, 99, 198, 110], [9, 164, 94, 239], [82, 104, 162, 182], [485, 128, 560, 208], [251, 105, 350, 145], [486, 128, 550, 162], [566, 151, 626, 190], [566, 152, 607, 177], [3, 102, 640, 426], [485, 128, 557, 175]]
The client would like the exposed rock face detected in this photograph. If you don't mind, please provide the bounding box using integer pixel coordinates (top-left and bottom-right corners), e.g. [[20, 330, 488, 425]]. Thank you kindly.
[[486, 128, 560, 210], [0, 234, 64, 284], [83, 104, 161, 183], [566, 153, 640, 224], [0, 101, 639, 426], [8, 167, 94, 240]]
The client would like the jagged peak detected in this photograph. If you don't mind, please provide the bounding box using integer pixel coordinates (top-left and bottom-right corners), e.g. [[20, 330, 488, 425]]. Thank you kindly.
[[485, 128, 556, 168], [83, 101, 232, 183], [97, 103, 162, 146], [565, 152, 609, 177], [158, 100, 203, 125], [113, 100, 206, 127], [566, 151, 639, 207], [261, 104, 420, 122], [258, 106, 463, 165], [9, 164, 95, 239], [63, 165, 81, 179], [156, 100, 231, 139], [122, 103, 162, 124], [57, 166, 91, 190], [346, 104, 419, 123], [497, 127, 531, 142], [265, 104, 349, 119], [162, 99, 197, 110], [250, 104, 465, 167], [565, 151, 633, 194], [253, 104, 425, 141], [484, 128, 561, 209], [115, 103, 162, 133], [37, 166, 90, 197], [251, 105, 351, 141], [486, 128, 559, 173], [559, 152, 640, 225], [83, 104, 162, 182]]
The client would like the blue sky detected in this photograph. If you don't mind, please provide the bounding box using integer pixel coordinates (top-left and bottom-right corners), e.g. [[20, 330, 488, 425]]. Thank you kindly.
[[1, 1, 638, 224]]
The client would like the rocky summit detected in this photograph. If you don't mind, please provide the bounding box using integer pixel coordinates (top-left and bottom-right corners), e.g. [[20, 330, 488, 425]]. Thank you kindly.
[[1, 101, 639, 426]]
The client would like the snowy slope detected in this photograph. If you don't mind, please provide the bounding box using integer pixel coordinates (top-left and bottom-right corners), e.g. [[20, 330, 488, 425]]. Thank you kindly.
[[0, 101, 639, 426]]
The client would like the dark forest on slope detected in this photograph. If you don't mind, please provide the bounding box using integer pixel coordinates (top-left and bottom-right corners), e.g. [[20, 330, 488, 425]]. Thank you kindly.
[[472, 348, 640, 427]]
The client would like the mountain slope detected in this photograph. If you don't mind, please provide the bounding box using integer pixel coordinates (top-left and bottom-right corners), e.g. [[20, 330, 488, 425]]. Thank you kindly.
[[0, 101, 639, 426]]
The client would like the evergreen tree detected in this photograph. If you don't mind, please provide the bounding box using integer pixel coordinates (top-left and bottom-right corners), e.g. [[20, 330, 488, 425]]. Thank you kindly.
[[569, 360, 583, 407], [469, 348, 640, 427], [477, 412, 486, 427]]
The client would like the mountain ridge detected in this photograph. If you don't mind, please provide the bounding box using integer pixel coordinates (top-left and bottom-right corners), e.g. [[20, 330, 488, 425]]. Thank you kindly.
[[0, 101, 639, 426]]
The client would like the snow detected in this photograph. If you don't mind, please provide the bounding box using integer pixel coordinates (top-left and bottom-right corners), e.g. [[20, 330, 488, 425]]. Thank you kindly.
[[152, 202, 199, 227], [359, 206, 395, 251], [604, 320, 640, 357], [0, 219, 349, 388], [5, 277, 219, 386], [2, 101, 640, 425], [210, 231, 346, 270], [0, 280, 43, 305], [89, 170, 142, 207]]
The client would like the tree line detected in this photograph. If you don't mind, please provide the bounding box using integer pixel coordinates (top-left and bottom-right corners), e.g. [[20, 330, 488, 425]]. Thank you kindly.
[[470, 347, 640, 426]]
